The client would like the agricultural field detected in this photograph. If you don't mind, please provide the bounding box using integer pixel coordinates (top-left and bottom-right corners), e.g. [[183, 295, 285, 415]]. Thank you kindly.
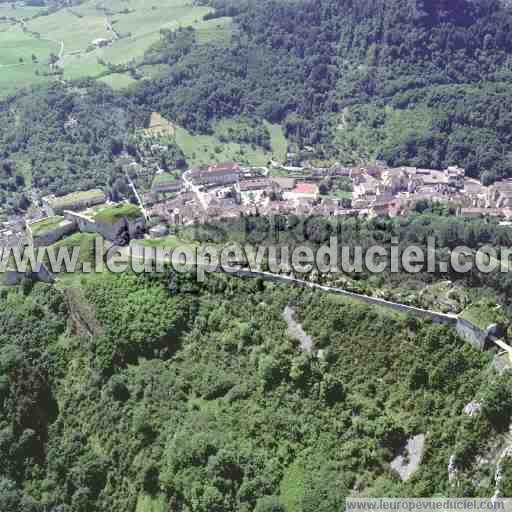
[[265, 121, 288, 162], [0, 21, 58, 95], [0, 0, 233, 96], [25, 8, 110, 52], [171, 121, 287, 167], [145, 112, 176, 137], [0, 2, 47, 19]]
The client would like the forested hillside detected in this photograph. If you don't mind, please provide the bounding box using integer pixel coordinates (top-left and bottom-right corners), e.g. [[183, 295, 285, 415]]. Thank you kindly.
[[1, 273, 511, 511], [0, 82, 144, 199], [133, 0, 512, 180], [3, 0, 512, 196]]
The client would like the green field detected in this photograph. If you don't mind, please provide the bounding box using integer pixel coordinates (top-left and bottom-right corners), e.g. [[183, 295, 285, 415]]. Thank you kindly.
[[62, 51, 107, 80], [265, 121, 288, 162], [0, 3, 46, 20], [26, 8, 110, 52], [0, 23, 57, 65], [0, 21, 58, 95], [175, 126, 274, 167], [98, 72, 137, 89], [0, 0, 233, 96], [195, 16, 234, 45]]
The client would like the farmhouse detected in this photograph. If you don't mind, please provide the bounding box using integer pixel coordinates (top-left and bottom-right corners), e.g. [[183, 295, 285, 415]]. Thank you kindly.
[[91, 38, 111, 48]]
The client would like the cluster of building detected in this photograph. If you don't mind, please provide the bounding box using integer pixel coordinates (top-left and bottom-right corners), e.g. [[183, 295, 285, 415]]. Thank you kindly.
[[146, 162, 328, 228], [6, 158, 512, 252], [143, 160, 512, 231]]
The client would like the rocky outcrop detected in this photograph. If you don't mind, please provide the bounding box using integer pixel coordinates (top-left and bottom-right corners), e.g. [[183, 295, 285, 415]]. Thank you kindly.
[[390, 434, 426, 481]]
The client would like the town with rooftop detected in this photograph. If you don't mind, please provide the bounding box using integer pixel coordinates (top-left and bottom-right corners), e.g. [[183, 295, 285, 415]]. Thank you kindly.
[[2, 131, 512, 254]]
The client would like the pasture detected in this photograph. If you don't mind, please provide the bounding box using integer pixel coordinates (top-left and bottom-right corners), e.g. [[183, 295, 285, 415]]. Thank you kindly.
[[0, 0, 233, 96], [0, 22, 57, 96], [98, 72, 137, 90], [0, 3, 45, 19]]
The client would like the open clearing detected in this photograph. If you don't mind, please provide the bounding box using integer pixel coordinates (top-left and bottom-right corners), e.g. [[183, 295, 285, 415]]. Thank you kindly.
[[265, 121, 288, 162], [175, 126, 273, 167], [172, 121, 288, 167], [98, 72, 137, 90]]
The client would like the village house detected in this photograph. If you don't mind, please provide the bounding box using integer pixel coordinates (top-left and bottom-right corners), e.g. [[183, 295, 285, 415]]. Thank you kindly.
[[489, 181, 512, 208], [151, 177, 184, 195], [447, 166, 465, 189], [270, 177, 296, 192], [381, 169, 409, 194], [353, 177, 380, 202], [284, 182, 320, 201]]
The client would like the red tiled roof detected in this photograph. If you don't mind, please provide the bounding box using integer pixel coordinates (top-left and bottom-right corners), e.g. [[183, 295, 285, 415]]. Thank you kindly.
[[292, 183, 319, 194]]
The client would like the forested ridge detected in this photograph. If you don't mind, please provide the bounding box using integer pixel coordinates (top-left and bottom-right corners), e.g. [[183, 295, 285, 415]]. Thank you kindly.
[[1, 273, 512, 511], [0, 82, 147, 202]]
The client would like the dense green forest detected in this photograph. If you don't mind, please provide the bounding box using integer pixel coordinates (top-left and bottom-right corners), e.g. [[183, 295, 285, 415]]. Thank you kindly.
[[1, 272, 511, 511], [0, 81, 185, 204], [0, 82, 142, 200], [3, 1, 512, 509]]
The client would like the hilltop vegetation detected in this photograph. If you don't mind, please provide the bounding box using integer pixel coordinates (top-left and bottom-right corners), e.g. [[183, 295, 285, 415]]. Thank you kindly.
[[0, 81, 149, 201], [0, 0, 232, 96], [4, 2, 512, 510], [0, 272, 511, 511]]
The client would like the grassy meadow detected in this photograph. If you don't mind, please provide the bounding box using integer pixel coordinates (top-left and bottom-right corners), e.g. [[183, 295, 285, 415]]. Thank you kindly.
[[0, 21, 58, 95], [0, 0, 233, 96], [175, 126, 272, 167]]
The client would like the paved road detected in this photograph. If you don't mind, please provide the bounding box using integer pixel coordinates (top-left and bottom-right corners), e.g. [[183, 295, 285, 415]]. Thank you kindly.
[[183, 170, 209, 210], [125, 172, 150, 222]]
